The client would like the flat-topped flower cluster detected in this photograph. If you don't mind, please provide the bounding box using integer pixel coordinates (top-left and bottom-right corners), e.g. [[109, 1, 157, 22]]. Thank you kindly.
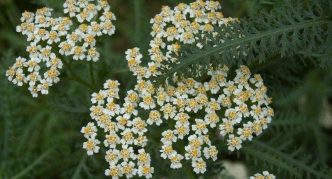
[[59, 0, 274, 178], [82, 64, 274, 178], [126, 0, 238, 80], [82, 80, 154, 178], [6, 0, 116, 97]]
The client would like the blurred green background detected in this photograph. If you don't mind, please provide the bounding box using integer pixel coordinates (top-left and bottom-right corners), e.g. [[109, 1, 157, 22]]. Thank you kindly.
[[0, 0, 331, 178]]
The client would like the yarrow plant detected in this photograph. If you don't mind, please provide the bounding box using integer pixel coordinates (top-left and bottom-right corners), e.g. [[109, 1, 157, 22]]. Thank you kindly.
[[82, 64, 274, 177], [249, 171, 276, 179], [126, 0, 238, 80], [80, 0, 275, 178], [82, 80, 154, 178], [2, 0, 332, 178], [5, 0, 116, 97]]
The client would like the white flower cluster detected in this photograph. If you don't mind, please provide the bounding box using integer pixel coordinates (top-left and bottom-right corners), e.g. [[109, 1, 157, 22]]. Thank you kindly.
[[250, 171, 276, 179], [82, 80, 154, 178], [82, 64, 274, 177], [126, 0, 238, 80], [81, 122, 100, 155], [80, 0, 273, 177], [6, 0, 116, 97]]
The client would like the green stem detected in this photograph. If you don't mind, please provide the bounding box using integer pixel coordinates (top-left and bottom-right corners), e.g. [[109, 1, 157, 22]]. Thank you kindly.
[[182, 162, 196, 179], [1, 96, 12, 172], [112, 69, 130, 74], [62, 59, 94, 90], [89, 62, 95, 85], [160, 18, 330, 81], [134, 0, 142, 46], [177, 142, 196, 179], [12, 150, 51, 179], [71, 155, 87, 179]]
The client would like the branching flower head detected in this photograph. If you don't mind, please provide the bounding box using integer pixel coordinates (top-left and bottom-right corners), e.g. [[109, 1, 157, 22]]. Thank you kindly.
[[81, 0, 274, 178], [82, 79, 154, 178], [126, 0, 239, 80], [82, 64, 274, 177], [6, 0, 116, 97]]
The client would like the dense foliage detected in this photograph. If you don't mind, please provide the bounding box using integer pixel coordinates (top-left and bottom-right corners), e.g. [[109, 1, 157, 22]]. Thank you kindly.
[[0, 0, 331, 178]]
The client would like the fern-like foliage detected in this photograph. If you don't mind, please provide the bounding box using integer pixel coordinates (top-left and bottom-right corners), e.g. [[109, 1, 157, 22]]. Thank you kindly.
[[0, 0, 331, 178], [270, 111, 331, 163], [154, 0, 332, 83], [240, 111, 332, 179], [243, 140, 332, 179]]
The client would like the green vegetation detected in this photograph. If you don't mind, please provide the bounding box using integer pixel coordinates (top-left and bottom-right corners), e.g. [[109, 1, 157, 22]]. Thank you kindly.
[[0, 0, 331, 178]]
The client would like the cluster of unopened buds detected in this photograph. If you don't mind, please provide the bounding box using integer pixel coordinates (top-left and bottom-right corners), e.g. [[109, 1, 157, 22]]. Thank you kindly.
[[82, 63, 274, 177], [126, 0, 239, 80], [6, 0, 116, 97], [250, 171, 276, 179]]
